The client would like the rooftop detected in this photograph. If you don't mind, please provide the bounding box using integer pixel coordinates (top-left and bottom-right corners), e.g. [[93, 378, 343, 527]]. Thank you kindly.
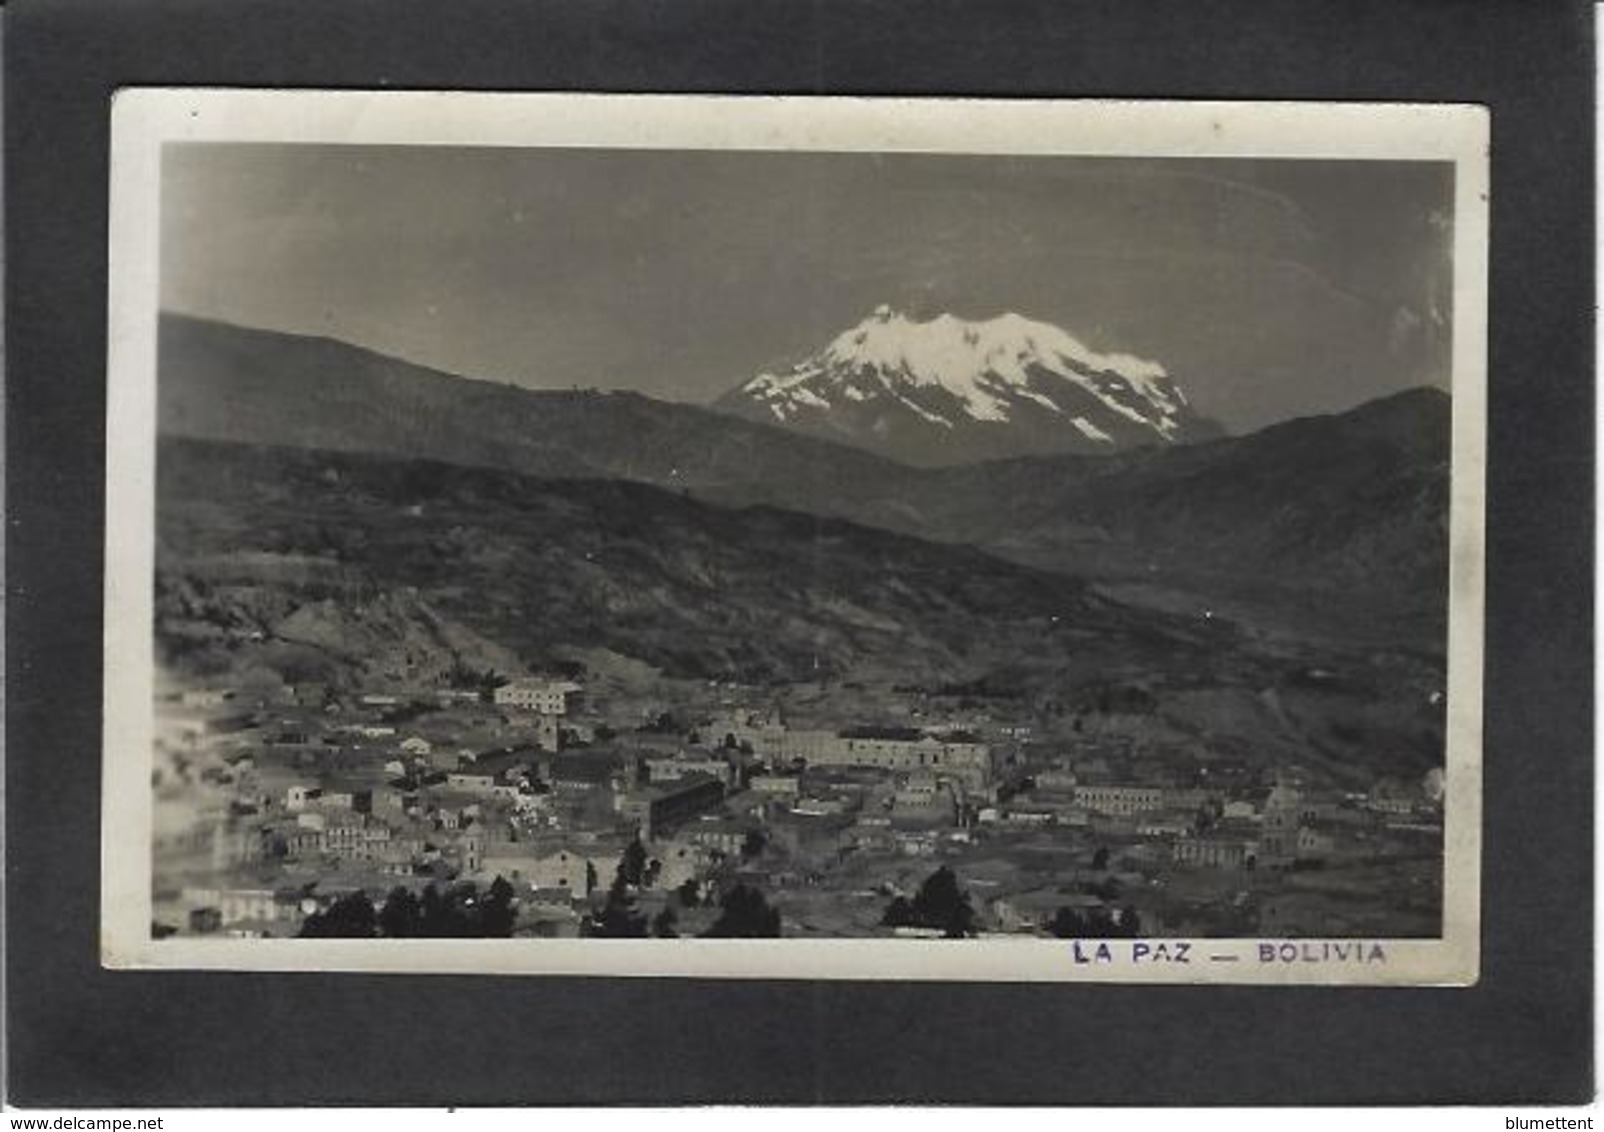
[[500, 677, 583, 693], [840, 725, 925, 742]]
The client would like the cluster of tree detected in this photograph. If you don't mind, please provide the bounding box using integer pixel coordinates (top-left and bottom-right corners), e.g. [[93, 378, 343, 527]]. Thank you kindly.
[[381, 879, 517, 937], [582, 836, 783, 939], [547, 659, 587, 681], [584, 874, 651, 938], [701, 885, 781, 938], [882, 866, 976, 939], [581, 837, 652, 938], [444, 659, 507, 695], [1047, 903, 1142, 939], [297, 878, 518, 938]]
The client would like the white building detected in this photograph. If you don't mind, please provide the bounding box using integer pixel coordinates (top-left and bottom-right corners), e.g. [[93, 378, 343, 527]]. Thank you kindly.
[[479, 844, 595, 894], [284, 784, 321, 812], [493, 679, 582, 715], [446, 772, 497, 795], [181, 887, 290, 928], [645, 755, 734, 787], [809, 729, 993, 790], [1073, 784, 1165, 816], [750, 774, 801, 799]]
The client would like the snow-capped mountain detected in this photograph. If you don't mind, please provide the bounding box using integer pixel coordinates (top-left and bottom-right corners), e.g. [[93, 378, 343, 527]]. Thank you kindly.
[[715, 306, 1222, 466]]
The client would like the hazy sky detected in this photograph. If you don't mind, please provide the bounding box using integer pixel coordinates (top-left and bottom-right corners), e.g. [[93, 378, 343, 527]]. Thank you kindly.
[[161, 143, 1453, 433]]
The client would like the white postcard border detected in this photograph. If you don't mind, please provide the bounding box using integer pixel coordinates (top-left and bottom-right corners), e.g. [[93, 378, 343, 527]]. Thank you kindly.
[[102, 90, 1488, 983]]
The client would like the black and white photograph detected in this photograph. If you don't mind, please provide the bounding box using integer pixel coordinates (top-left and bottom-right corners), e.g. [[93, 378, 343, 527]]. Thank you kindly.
[[100, 92, 1488, 982]]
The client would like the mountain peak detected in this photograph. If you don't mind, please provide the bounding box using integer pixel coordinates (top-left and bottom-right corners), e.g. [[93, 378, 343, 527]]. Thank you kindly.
[[717, 307, 1220, 467]]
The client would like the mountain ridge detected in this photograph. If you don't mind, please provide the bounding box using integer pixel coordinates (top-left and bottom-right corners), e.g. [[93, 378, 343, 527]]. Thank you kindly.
[[158, 310, 926, 517], [156, 434, 1233, 688], [158, 312, 1449, 640], [888, 385, 1450, 640]]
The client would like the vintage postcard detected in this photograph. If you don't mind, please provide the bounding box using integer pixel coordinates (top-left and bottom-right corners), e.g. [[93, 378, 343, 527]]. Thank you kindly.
[[102, 90, 1487, 982]]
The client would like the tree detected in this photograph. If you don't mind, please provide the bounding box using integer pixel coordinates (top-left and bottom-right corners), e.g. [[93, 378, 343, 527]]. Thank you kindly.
[[1119, 904, 1142, 938], [480, 876, 518, 938], [420, 882, 477, 937], [882, 895, 915, 928], [375, 879, 521, 938], [378, 886, 421, 938], [445, 883, 479, 938], [882, 866, 976, 938], [676, 878, 701, 908], [651, 906, 679, 938], [583, 839, 658, 937], [585, 874, 649, 938], [299, 891, 378, 938], [702, 885, 781, 938], [420, 884, 451, 936], [620, 836, 649, 887], [1048, 906, 1086, 939], [912, 866, 976, 938]]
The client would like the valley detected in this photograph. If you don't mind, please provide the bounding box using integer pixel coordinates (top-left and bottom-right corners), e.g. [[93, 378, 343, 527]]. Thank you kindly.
[[149, 313, 1450, 944]]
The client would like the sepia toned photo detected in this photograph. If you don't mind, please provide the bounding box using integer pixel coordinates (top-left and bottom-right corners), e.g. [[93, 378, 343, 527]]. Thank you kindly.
[[102, 91, 1487, 982]]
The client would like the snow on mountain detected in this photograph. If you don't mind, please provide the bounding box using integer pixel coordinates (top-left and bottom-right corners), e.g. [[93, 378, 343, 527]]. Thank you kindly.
[[716, 306, 1220, 467]]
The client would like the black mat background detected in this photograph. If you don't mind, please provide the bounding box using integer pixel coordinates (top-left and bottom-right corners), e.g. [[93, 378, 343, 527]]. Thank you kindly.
[[5, 0, 1594, 1107]]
